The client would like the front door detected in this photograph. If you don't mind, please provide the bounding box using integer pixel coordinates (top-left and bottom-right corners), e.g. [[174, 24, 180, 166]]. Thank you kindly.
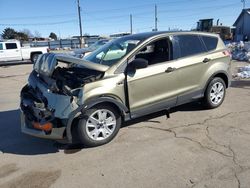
[[126, 38, 180, 118]]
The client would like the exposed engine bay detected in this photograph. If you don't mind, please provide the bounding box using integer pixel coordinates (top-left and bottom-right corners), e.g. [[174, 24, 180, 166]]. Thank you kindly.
[[33, 53, 106, 96], [50, 66, 103, 96]]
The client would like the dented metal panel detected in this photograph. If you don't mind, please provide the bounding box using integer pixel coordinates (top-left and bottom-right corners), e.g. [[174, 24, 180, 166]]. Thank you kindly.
[[56, 55, 109, 72], [28, 73, 78, 119]]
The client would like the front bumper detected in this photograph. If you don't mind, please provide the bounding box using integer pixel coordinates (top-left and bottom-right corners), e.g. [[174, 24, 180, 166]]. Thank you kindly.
[[20, 110, 66, 140], [19, 69, 81, 142], [20, 83, 70, 141]]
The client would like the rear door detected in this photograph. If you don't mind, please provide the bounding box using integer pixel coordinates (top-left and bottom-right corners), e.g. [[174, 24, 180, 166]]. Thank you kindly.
[[4, 42, 22, 61], [171, 34, 210, 105]]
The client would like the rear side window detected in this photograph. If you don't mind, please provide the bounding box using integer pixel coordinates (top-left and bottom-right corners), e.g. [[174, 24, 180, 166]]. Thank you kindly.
[[201, 36, 218, 51], [0, 43, 3, 50], [5, 43, 17, 49], [174, 35, 206, 58]]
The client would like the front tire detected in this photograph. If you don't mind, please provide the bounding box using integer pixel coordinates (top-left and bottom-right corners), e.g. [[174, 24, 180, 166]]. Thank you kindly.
[[77, 104, 121, 147], [203, 77, 226, 109]]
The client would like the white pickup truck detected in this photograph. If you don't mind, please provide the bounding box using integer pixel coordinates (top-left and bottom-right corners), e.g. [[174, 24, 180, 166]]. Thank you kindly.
[[0, 40, 48, 63]]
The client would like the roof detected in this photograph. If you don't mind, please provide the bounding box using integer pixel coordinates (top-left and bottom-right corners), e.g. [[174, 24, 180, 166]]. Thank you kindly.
[[118, 31, 218, 41], [233, 8, 250, 26], [199, 18, 213, 21]]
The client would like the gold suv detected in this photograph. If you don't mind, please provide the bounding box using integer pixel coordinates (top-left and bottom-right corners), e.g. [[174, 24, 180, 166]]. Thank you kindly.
[[20, 31, 231, 147]]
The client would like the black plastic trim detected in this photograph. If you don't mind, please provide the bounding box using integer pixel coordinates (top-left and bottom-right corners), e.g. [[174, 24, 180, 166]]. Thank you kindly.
[[130, 97, 177, 119], [176, 89, 203, 106]]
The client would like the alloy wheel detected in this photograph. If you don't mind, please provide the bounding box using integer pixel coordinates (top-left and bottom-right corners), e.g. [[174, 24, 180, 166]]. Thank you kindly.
[[86, 109, 116, 141], [209, 82, 225, 105]]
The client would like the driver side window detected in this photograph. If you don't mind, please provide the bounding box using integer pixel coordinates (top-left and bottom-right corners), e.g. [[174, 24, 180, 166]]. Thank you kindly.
[[134, 38, 173, 66]]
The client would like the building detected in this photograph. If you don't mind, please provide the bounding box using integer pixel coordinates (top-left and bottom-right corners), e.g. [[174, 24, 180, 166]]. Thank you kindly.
[[72, 35, 102, 46], [233, 8, 250, 41]]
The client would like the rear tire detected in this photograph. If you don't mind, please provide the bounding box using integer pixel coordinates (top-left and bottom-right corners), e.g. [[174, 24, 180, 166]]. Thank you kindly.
[[203, 77, 226, 109], [31, 53, 40, 63], [77, 104, 121, 147]]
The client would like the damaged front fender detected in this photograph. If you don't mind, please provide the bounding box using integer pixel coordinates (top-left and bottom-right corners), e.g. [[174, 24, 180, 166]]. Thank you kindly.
[[28, 72, 79, 119]]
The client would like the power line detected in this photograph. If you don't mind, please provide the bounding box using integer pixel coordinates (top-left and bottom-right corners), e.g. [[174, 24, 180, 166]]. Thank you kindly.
[[82, 3, 240, 31], [0, 3, 236, 28], [82, 2, 238, 23], [158, 2, 239, 13], [84, 0, 227, 14], [0, 19, 77, 26], [0, 13, 76, 21]]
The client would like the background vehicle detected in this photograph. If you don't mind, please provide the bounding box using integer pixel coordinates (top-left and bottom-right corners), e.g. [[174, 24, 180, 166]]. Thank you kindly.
[[73, 39, 110, 58], [20, 31, 231, 147], [210, 26, 232, 41], [0, 40, 48, 62], [196, 19, 233, 40]]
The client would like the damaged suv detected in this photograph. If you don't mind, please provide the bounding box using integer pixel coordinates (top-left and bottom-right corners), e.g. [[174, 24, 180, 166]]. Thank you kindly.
[[20, 31, 231, 147]]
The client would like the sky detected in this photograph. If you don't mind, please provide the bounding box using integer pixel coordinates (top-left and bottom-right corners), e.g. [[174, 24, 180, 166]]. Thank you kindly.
[[0, 0, 249, 38]]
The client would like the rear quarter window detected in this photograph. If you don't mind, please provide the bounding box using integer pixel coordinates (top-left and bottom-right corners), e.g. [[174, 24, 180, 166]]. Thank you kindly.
[[201, 36, 218, 51], [174, 35, 206, 58], [0, 43, 3, 50]]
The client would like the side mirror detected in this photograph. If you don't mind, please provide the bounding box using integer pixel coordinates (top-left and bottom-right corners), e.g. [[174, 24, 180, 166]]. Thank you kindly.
[[130, 58, 148, 69]]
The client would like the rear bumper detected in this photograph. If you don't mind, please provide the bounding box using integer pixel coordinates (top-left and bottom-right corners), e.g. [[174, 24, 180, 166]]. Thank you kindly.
[[20, 110, 66, 140]]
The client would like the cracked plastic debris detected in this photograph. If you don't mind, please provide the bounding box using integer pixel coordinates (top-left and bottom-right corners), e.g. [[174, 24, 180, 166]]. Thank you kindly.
[[227, 41, 250, 62], [235, 65, 250, 79]]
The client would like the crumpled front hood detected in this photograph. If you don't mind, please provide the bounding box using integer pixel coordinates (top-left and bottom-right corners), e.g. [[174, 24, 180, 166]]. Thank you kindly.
[[34, 53, 109, 77]]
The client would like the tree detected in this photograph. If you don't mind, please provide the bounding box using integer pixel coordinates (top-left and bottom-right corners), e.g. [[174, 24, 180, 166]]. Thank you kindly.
[[2, 28, 17, 39], [16, 32, 29, 41], [49, 32, 57, 40], [1, 27, 29, 41], [34, 30, 41, 38], [21, 29, 34, 38]]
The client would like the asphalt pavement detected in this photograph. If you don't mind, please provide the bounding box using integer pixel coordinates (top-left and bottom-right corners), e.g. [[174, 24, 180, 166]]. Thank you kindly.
[[0, 61, 250, 188]]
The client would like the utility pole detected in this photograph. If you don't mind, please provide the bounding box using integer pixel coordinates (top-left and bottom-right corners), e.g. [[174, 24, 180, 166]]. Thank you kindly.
[[241, 0, 246, 9], [77, 0, 83, 48], [241, 0, 245, 37], [130, 14, 133, 34], [154, 4, 158, 31]]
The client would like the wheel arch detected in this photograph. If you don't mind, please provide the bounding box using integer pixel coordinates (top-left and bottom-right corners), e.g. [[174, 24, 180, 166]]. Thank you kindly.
[[66, 96, 129, 143], [30, 51, 42, 59], [204, 71, 230, 93]]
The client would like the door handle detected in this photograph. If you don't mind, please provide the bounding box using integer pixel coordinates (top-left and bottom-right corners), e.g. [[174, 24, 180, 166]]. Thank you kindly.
[[203, 58, 211, 63], [117, 81, 124, 86], [165, 67, 176, 73]]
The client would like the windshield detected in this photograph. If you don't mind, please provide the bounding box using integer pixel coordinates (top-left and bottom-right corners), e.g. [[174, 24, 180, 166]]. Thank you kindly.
[[88, 40, 109, 51], [84, 37, 142, 66]]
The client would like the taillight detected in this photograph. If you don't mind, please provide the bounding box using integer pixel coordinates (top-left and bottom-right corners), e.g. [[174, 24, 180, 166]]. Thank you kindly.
[[223, 50, 231, 58]]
